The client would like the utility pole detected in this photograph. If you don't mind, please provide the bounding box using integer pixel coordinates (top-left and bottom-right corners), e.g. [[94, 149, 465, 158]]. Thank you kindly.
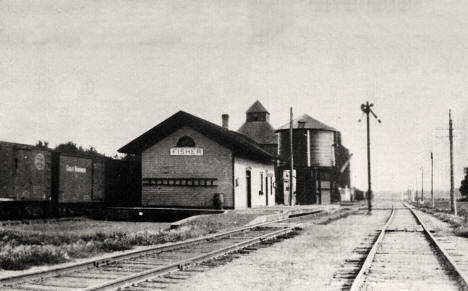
[[449, 110, 457, 215], [434, 110, 461, 214], [289, 107, 294, 206], [415, 172, 418, 203], [431, 152, 434, 208], [359, 101, 381, 213], [421, 167, 424, 204]]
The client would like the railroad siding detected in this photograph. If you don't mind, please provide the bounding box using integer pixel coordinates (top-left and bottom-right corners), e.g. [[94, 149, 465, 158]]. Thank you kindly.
[[234, 156, 275, 208], [142, 126, 233, 208]]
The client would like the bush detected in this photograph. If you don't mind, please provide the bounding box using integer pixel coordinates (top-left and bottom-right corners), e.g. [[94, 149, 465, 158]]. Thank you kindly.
[[458, 208, 468, 218], [0, 245, 66, 270], [454, 225, 468, 237], [65, 240, 99, 258], [102, 238, 131, 252]]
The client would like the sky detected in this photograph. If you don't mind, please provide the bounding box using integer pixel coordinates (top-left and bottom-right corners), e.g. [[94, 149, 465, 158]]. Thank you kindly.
[[1, 0, 467, 192]]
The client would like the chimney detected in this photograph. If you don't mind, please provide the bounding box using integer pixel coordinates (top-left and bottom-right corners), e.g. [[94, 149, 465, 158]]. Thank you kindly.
[[222, 114, 229, 129]]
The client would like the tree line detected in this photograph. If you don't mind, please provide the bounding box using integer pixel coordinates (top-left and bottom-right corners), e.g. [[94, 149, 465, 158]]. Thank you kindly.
[[35, 140, 105, 157]]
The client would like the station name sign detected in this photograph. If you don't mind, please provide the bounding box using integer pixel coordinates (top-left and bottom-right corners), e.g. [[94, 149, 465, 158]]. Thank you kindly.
[[170, 147, 204, 156], [66, 165, 87, 173]]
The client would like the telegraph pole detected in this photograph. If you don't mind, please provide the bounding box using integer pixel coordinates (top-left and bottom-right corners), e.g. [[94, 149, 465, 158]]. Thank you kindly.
[[289, 107, 294, 206], [415, 172, 419, 203], [431, 152, 434, 208], [449, 110, 457, 215], [360, 101, 381, 213], [421, 167, 424, 204]]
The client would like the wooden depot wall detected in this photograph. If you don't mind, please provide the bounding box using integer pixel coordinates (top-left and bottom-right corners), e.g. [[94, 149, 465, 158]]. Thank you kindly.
[[233, 156, 275, 208], [140, 125, 277, 209], [141, 126, 234, 208]]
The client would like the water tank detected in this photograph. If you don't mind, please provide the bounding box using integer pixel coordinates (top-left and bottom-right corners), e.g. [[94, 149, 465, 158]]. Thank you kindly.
[[309, 130, 335, 167]]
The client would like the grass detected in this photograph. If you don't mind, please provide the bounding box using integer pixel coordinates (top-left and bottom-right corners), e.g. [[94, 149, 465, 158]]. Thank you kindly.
[[0, 245, 67, 270], [0, 211, 266, 271], [182, 212, 260, 233], [0, 224, 204, 271], [0, 206, 330, 271], [2, 219, 171, 235], [316, 208, 355, 225], [416, 200, 468, 238], [0, 219, 220, 271]]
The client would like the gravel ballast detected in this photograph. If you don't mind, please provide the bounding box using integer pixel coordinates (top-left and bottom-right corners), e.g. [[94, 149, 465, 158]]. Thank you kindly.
[[165, 209, 389, 290]]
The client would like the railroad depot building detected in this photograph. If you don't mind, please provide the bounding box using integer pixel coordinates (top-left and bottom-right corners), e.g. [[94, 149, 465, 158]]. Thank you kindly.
[[118, 111, 276, 209]]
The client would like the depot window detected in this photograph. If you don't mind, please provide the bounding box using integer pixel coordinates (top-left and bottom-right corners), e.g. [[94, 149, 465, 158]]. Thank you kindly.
[[260, 172, 264, 194], [176, 136, 195, 147], [143, 178, 217, 187]]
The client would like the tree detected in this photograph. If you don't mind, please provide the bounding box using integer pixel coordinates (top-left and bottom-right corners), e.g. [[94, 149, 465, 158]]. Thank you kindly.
[[35, 140, 49, 149], [55, 141, 105, 157], [55, 141, 80, 154], [460, 167, 468, 200]]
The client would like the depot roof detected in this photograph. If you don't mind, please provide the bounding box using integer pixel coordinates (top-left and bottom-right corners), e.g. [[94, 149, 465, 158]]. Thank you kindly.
[[118, 111, 275, 162]]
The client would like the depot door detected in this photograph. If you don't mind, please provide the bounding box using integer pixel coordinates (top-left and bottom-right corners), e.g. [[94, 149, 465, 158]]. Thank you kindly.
[[246, 170, 252, 208]]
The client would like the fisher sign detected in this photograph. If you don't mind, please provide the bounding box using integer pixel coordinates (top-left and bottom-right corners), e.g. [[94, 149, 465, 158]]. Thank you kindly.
[[170, 147, 203, 156]]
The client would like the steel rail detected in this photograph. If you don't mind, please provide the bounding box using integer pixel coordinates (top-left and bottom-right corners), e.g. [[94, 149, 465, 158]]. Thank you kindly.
[[83, 226, 298, 291], [407, 203, 468, 289], [0, 209, 322, 286], [348, 205, 395, 291], [350, 202, 468, 291]]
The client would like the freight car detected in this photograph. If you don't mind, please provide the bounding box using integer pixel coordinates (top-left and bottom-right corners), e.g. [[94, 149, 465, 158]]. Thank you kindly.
[[0, 141, 52, 218], [0, 141, 140, 219], [52, 151, 106, 216]]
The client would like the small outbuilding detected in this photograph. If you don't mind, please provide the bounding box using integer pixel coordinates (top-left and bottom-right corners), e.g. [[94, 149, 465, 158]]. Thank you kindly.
[[118, 111, 276, 209]]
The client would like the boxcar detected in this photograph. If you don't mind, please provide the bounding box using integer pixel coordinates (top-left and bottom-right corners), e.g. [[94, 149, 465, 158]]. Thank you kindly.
[[52, 152, 106, 215], [0, 141, 52, 217], [0, 140, 141, 219]]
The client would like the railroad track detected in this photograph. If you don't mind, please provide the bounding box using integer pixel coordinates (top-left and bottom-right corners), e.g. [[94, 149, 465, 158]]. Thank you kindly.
[[0, 210, 332, 291], [341, 203, 468, 291]]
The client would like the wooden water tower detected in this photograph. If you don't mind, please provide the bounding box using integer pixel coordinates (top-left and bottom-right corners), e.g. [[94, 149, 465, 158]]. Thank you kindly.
[[276, 114, 350, 204]]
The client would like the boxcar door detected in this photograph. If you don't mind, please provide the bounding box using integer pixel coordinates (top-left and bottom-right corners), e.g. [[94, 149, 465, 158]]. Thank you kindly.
[[14, 149, 32, 200], [0, 143, 15, 199], [14, 149, 51, 201], [30, 150, 51, 200], [91, 159, 105, 201], [59, 155, 92, 202]]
